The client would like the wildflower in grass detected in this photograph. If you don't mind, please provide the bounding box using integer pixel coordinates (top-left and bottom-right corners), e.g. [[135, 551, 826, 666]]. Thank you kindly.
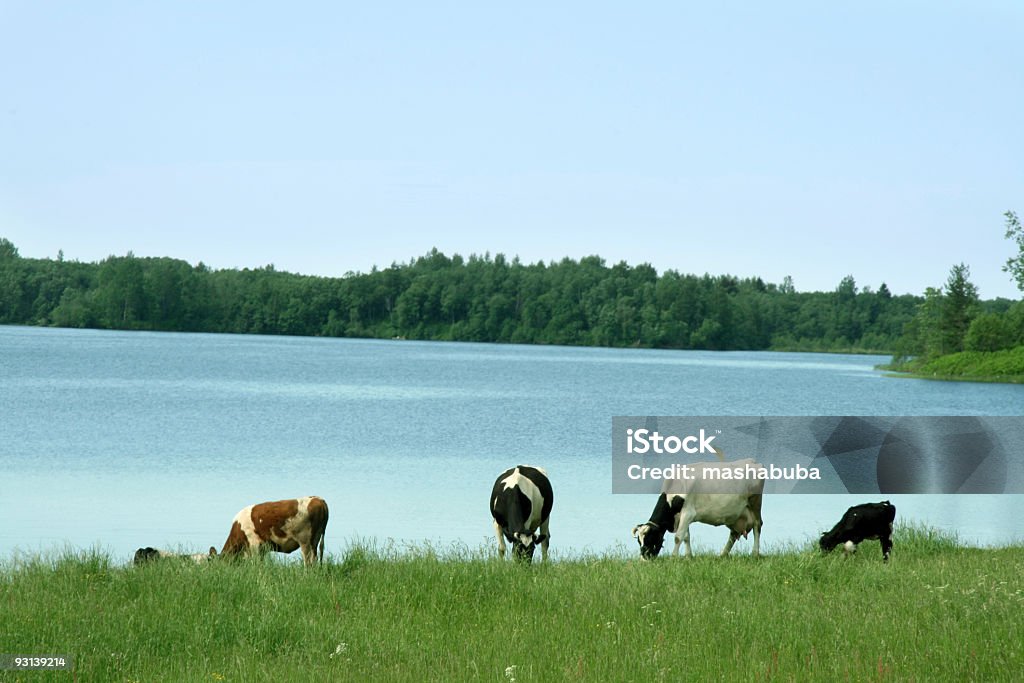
[[330, 643, 348, 658], [505, 664, 518, 681], [211, 674, 225, 681]]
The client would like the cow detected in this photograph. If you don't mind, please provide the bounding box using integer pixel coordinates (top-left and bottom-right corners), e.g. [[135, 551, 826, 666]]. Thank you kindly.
[[490, 465, 553, 563], [214, 496, 329, 566], [632, 458, 765, 559], [133, 547, 212, 565], [819, 500, 895, 561]]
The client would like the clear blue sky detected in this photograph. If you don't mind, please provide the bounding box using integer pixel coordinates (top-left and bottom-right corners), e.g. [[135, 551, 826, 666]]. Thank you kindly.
[[2, 2, 1022, 298]]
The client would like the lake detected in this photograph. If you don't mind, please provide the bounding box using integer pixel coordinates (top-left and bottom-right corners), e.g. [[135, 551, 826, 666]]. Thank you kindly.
[[1, 325, 1022, 563]]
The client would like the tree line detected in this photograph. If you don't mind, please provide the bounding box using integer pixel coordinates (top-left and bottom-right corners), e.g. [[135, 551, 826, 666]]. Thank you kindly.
[[889, 211, 1024, 370], [0, 237, 929, 353]]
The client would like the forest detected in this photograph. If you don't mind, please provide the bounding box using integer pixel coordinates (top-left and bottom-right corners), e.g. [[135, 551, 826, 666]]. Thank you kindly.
[[3, 235, 1022, 357], [0, 237, 938, 353]]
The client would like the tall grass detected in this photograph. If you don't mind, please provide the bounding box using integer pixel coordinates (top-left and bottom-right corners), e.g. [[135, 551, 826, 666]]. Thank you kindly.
[[2, 525, 1022, 682]]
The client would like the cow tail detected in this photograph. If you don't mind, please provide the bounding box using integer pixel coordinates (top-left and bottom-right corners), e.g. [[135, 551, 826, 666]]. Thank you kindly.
[[316, 497, 329, 564]]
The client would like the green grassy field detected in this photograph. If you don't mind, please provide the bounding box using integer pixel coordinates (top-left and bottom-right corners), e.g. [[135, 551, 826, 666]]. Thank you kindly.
[[2, 527, 1022, 682]]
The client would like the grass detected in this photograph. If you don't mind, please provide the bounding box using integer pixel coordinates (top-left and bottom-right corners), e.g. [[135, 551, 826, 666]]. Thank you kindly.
[[2, 526, 1023, 682], [881, 346, 1024, 383]]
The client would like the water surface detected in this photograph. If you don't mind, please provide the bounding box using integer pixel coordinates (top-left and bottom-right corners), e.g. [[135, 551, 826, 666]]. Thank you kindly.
[[2, 326, 1021, 562]]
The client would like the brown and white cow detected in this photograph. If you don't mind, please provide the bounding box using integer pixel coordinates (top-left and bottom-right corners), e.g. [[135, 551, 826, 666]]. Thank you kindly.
[[213, 496, 329, 565]]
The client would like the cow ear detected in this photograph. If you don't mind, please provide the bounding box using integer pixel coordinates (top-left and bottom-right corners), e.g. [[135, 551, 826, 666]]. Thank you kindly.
[[534, 533, 548, 544]]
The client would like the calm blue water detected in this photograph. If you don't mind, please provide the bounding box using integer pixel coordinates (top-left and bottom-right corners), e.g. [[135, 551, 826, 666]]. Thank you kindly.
[[2, 325, 1022, 562]]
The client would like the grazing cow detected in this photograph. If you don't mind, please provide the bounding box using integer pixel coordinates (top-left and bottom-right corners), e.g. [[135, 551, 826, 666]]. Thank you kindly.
[[820, 501, 896, 561], [133, 547, 212, 565], [490, 465, 553, 563], [215, 496, 329, 566], [632, 458, 765, 559]]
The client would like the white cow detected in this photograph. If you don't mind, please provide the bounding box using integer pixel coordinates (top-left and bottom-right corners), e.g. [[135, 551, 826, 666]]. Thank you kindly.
[[632, 458, 765, 559]]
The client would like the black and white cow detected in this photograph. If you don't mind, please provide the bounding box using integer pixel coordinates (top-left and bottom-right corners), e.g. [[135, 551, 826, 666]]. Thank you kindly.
[[819, 500, 896, 561], [490, 465, 553, 563], [632, 458, 765, 559]]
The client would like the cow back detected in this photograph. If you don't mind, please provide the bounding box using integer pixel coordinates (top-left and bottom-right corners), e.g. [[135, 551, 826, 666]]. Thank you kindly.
[[659, 459, 764, 529], [491, 465, 553, 533], [661, 458, 766, 498], [220, 496, 328, 556]]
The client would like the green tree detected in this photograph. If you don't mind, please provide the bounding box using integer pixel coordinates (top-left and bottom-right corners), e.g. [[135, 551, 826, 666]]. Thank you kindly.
[[940, 263, 978, 354], [832, 275, 861, 344], [911, 286, 945, 359], [964, 313, 1012, 352], [96, 253, 147, 328], [0, 238, 25, 323], [1002, 210, 1024, 291], [51, 287, 96, 328]]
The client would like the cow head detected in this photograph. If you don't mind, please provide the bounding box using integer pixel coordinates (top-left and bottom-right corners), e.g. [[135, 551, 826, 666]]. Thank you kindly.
[[512, 532, 547, 563], [818, 532, 839, 554], [133, 547, 161, 565], [632, 522, 666, 560]]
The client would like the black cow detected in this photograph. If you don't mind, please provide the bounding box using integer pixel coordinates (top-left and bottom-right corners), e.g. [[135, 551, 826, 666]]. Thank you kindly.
[[490, 465, 553, 563], [133, 547, 162, 565], [820, 501, 896, 561]]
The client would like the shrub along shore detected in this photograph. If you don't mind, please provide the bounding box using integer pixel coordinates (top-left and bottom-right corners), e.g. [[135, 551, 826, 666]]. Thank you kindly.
[[881, 345, 1024, 383], [2, 526, 1022, 682]]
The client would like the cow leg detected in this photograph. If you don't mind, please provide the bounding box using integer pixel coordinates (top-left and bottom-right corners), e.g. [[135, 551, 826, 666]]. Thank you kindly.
[[678, 523, 691, 558], [749, 494, 763, 558], [721, 530, 739, 557], [300, 543, 314, 566], [494, 521, 507, 559], [539, 519, 551, 563], [880, 534, 893, 562]]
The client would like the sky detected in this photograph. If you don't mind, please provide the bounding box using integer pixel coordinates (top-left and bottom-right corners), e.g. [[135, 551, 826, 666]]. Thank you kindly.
[[1, 2, 1022, 298]]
